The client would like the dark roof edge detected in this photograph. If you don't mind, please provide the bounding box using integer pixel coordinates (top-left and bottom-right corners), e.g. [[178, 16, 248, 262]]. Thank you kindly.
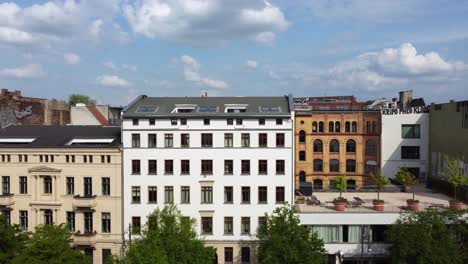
[[122, 95, 147, 114]]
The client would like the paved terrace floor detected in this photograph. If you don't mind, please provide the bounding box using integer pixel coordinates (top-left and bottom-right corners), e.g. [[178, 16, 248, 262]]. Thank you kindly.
[[296, 185, 465, 213]]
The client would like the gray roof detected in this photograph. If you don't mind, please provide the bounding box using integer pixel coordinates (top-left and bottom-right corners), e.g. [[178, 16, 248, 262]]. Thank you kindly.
[[123, 96, 292, 118], [0, 125, 121, 148]]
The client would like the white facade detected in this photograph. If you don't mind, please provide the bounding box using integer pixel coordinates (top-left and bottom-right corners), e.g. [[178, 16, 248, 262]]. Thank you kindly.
[[381, 108, 429, 181], [122, 104, 294, 246]]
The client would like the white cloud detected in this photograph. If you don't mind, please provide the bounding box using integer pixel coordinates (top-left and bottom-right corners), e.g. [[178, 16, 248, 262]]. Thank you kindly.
[[0, 64, 45, 78], [103, 61, 118, 70], [0, 26, 34, 44], [123, 0, 289, 45], [180, 55, 228, 89], [64, 52, 80, 64], [103, 62, 138, 72], [246, 60, 258, 69], [122, 64, 138, 72], [89, 19, 103, 37], [96, 75, 131, 87]]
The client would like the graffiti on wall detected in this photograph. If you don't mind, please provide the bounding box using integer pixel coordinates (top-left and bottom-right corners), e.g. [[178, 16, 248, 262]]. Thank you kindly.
[[0, 100, 44, 128]]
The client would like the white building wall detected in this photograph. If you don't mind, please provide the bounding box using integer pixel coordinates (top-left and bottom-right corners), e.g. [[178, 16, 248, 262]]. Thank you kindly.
[[123, 117, 293, 241], [381, 112, 429, 180]]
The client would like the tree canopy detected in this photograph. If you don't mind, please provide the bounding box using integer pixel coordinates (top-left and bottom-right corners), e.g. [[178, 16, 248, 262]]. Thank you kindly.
[[0, 215, 28, 263], [386, 209, 468, 264], [122, 205, 215, 264], [257, 205, 326, 264], [67, 94, 96, 106]]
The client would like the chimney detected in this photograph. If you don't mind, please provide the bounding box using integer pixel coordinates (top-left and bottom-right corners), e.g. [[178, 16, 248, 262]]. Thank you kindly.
[[13, 90, 21, 97], [450, 99, 455, 103], [1, 88, 8, 96], [398, 90, 413, 108]]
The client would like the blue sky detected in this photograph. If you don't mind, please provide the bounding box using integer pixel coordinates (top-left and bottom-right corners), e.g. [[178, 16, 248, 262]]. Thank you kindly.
[[1, 0, 468, 106]]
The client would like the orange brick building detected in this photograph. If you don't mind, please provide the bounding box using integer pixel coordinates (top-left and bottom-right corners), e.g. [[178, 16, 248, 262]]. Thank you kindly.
[[294, 96, 381, 191]]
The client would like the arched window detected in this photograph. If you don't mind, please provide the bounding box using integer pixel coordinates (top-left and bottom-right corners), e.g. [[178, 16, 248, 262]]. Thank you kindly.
[[329, 139, 340, 153], [299, 130, 306, 143], [346, 139, 356, 153], [346, 179, 356, 190], [329, 179, 336, 189], [313, 139, 323, 152], [372, 121, 377, 134], [365, 160, 377, 175], [329, 159, 339, 172], [299, 151, 306, 161], [351, 121, 357, 133], [313, 159, 323, 172], [318, 122, 324, 132], [345, 121, 351, 132], [366, 121, 371, 134], [312, 122, 318, 132], [313, 179, 323, 190], [299, 171, 306, 183], [328, 121, 334, 133], [365, 140, 377, 155], [335, 122, 341, 133], [346, 159, 356, 172]]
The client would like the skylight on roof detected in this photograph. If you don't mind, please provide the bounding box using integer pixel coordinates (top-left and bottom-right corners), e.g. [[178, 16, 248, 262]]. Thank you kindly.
[[136, 106, 158, 113], [198, 106, 218, 113], [66, 138, 115, 145], [0, 138, 36, 144], [260, 106, 281, 112]]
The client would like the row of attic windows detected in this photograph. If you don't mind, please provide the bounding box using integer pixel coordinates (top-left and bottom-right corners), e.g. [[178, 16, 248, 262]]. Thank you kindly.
[[0, 154, 112, 164], [135, 105, 281, 114]]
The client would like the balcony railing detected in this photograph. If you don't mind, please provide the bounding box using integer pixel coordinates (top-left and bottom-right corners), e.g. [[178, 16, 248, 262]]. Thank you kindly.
[[72, 195, 97, 209], [0, 193, 15, 207]]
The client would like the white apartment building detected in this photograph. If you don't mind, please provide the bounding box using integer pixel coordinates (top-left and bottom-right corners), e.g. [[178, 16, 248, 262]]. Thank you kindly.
[[122, 96, 294, 263]]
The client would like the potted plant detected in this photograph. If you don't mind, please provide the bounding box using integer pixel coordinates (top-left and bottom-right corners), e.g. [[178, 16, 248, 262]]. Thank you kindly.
[[440, 154, 468, 210], [395, 168, 420, 211], [370, 172, 389, 211], [333, 176, 347, 211]]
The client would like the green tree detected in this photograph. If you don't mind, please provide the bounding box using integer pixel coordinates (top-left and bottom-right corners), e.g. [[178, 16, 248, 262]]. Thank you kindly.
[[12, 224, 88, 264], [370, 172, 390, 201], [335, 176, 347, 200], [122, 205, 215, 264], [387, 209, 468, 264], [0, 215, 28, 263], [67, 94, 96, 106], [257, 205, 326, 264], [440, 154, 468, 201], [395, 168, 419, 201]]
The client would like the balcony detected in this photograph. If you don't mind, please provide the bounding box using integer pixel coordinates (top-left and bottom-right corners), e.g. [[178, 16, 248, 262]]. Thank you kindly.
[[0, 194, 14, 207], [72, 195, 97, 210], [73, 230, 97, 247]]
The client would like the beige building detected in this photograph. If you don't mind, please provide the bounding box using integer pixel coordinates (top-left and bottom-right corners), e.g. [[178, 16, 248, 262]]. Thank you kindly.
[[0, 125, 122, 264]]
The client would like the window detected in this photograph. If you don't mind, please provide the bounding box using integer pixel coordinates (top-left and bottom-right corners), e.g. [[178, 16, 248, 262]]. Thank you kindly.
[[2, 210, 10, 225], [276, 160, 285, 174], [225, 247, 233, 263], [241, 160, 250, 174], [148, 160, 157, 175], [201, 186, 213, 203], [148, 186, 157, 203], [346, 160, 356, 172], [132, 134, 140, 148], [241, 187, 250, 203], [181, 133, 190, 147], [372, 121, 377, 133], [313, 159, 323, 172], [102, 177, 110, 196], [276, 118, 283, 125], [329, 121, 334, 132], [330, 159, 340, 172], [313, 139, 323, 152], [258, 160, 268, 174], [227, 118, 233, 125], [102, 213, 111, 233], [0, 177, 8, 195], [346, 139, 356, 153], [180, 119, 187, 125], [236, 118, 243, 125], [365, 140, 377, 155], [148, 134, 157, 148], [164, 160, 174, 174], [131, 217, 141, 234], [224, 160, 233, 174], [132, 186, 140, 203], [201, 217, 213, 234], [312, 121, 318, 132], [164, 186, 173, 203], [224, 217, 233, 235], [201, 160, 213, 175], [258, 216, 267, 231], [401, 146, 420, 159], [352, 121, 357, 133], [299, 130, 306, 143], [19, 176, 27, 194], [241, 217, 250, 234], [149, 118, 155, 125], [366, 121, 372, 133], [299, 151, 306, 161], [43, 176, 52, 194], [44, 209, 53, 225], [347, 179, 357, 190], [276, 187, 285, 203], [102, 249, 112, 264], [329, 139, 340, 153], [19, 210, 28, 231], [164, 134, 173, 148], [241, 247, 251, 264], [201, 133, 213, 147], [18, 154, 28, 163], [66, 177, 74, 195], [181, 186, 190, 204], [241, 133, 250, 147], [345, 121, 351, 132], [171, 119, 177, 125], [276, 133, 285, 147], [259, 118, 265, 125], [299, 171, 306, 183], [181, 160, 190, 174], [66, 155, 75, 163], [365, 161, 378, 175], [335, 122, 341, 133], [258, 186, 267, 203], [224, 187, 233, 203], [132, 160, 141, 174], [402, 125, 420, 138], [318, 121, 324, 132], [203, 118, 210, 125], [258, 133, 268, 147], [313, 179, 323, 190], [224, 133, 233, 147], [84, 177, 92, 197]]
